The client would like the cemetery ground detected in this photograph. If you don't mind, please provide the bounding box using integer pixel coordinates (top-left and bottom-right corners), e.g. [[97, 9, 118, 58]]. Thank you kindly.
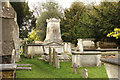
[[16, 55, 108, 78]]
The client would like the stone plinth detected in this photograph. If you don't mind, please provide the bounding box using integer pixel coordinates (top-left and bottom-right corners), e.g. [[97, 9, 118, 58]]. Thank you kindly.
[[72, 51, 101, 67], [101, 58, 120, 79]]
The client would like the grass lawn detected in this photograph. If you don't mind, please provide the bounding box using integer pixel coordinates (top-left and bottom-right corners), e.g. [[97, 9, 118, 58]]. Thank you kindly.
[[17, 56, 108, 79]]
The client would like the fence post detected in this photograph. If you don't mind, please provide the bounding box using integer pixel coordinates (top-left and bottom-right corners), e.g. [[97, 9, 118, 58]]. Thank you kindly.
[[53, 48, 56, 66], [49, 47, 52, 65], [55, 52, 60, 68], [73, 63, 77, 74]]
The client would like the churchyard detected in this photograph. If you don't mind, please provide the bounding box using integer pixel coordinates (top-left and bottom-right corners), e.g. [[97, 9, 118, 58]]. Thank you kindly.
[[0, 0, 120, 80], [16, 56, 108, 78]]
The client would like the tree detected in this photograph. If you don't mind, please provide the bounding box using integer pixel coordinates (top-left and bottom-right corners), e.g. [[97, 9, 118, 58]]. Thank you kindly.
[[10, 2, 37, 39], [61, 1, 88, 44], [36, 0, 63, 41], [107, 28, 120, 39], [85, 2, 120, 42], [27, 29, 39, 43]]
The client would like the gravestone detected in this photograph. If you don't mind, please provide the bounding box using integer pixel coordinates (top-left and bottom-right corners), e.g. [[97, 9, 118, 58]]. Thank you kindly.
[[82, 69, 88, 78], [55, 51, 60, 68]]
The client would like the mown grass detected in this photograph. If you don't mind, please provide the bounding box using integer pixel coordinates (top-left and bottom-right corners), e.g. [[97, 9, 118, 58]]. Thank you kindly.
[[16, 56, 108, 79]]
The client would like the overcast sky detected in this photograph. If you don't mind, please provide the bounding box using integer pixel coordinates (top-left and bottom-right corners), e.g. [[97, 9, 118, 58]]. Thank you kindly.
[[27, 0, 102, 10]]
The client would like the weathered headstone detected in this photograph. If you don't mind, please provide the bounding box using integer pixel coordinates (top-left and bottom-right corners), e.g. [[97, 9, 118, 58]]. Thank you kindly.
[[82, 69, 88, 78], [55, 51, 60, 68], [49, 47, 52, 65]]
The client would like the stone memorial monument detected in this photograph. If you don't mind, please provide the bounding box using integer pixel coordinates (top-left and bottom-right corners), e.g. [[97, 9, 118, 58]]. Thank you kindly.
[[44, 18, 64, 54], [0, 1, 20, 78], [44, 18, 63, 43]]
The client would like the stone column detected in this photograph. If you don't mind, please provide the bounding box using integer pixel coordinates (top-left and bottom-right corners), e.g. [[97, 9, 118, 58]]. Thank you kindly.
[[77, 39, 83, 52], [49, 47, 52, 65]]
